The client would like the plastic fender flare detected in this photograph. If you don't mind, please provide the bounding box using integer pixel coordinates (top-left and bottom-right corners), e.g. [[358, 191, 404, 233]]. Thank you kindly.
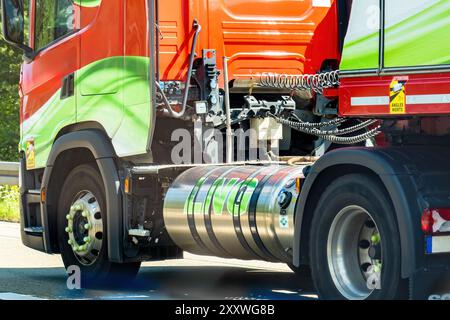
[[293, 146, 431, 278], [41, 130, 123, 263]]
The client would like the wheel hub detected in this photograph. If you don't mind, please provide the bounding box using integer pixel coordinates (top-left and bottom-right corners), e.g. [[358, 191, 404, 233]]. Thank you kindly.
[[65, 191, 103, 266], [368, 243, 381, 260], [327, 205, 382, 300]]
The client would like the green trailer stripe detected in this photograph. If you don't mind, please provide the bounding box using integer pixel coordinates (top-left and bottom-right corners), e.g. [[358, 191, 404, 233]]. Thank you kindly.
[[341, 0, 450, 71], [385, 0, 450, 67]]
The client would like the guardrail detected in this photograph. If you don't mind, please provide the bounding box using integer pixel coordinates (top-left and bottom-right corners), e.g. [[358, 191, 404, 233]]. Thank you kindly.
[[0, 162, 20, 186]]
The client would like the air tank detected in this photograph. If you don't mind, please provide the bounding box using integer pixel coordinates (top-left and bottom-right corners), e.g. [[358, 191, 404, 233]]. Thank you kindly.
[[163, 165, 305, 263]]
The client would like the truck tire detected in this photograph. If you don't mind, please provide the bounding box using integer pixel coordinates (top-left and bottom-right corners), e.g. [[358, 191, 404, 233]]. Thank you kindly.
[[57, 163, 140, 287], [288, 264, 311, 276], [309, 174, 407, 300], [288, 264, 314, 290]]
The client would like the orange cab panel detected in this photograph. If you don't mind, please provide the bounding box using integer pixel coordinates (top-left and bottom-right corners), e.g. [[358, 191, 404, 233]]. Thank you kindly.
[[158, 0, 340, 81]]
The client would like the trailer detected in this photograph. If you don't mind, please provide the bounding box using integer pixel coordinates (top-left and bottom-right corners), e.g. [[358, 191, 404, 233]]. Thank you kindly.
[[2, 0, 450, 299]]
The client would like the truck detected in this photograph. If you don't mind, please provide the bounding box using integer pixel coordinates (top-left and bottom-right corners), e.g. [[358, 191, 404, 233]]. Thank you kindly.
[[1, 0, 450, 300]]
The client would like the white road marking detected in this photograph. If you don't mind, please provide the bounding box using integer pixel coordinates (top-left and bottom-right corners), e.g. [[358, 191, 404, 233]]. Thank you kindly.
[[0, 292, 47, 300], [301, 294, 319, 299], [272, 289, 298, 294], [97, 295, 151, 300]]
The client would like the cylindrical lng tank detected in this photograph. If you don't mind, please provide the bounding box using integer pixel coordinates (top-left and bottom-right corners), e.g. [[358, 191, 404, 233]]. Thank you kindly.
[[163, 165, 305, 263]]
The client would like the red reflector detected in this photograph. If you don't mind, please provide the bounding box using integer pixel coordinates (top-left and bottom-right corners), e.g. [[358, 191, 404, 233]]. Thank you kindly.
[[422, 209, 434, 234]]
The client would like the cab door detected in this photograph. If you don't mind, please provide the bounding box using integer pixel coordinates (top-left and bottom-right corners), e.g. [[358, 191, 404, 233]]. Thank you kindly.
[[21, 0, 79, 169], [77, 0, 124, 139], [76, 0, 153, 158], [113, 0, 153, 157]]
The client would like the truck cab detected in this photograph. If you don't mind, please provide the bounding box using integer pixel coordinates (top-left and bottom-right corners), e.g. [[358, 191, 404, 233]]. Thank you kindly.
[[2, 0, 450, 299]]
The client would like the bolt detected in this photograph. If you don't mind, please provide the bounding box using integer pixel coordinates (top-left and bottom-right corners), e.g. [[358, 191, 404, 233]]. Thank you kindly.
[[66, 214, 72, 220], [374, 263, 382, 274], [71, 204, 81, 211], [68, 239, 73, 245], [65, 227, 72, 233], [371, 233, 381, 244], [84, 223, 92, 230], [83, 236, 91, 243], [82, 211, 89, 218]]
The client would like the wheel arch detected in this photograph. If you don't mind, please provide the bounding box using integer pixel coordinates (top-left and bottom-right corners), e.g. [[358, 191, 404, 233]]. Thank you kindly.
[[296, 164, 387, 263], [41, 129, 124, 262], [54, 121, 110, 142], [293, 147, 428, 278]]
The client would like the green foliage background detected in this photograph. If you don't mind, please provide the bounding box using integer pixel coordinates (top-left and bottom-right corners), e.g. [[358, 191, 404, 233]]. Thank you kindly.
[[0, 1, 30, 162], [0, 185, 19, 222], [0, 6, 27, 222], [0, 40, 21, 162]]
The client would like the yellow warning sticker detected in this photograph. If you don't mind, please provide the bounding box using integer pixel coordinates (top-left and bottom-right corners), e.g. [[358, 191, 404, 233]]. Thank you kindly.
[[389, 79, 407, 114], [25, 140, 35, 170]]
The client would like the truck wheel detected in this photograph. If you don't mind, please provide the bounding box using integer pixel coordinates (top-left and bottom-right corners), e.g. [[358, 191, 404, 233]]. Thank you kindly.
[[309, 174, 407, 300], [288, 264, 314, 290], [57, 163, 140, 287], [288, 264, 311, 277]]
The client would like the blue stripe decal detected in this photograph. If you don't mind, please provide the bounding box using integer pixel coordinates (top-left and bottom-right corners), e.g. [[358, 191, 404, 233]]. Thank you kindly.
[[426, 236, 433, 254]]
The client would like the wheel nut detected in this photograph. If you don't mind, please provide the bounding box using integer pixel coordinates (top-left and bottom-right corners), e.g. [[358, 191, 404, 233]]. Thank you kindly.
[[84, 223, 92, 230], [68, 239, 73, 245], [83, 236, 91, 243], [371, 233, 381, 244], [82, 211, 89, 218], [65, 227, 72, 233], [374, 264, 382, 273], [66, 214, 71, 220]]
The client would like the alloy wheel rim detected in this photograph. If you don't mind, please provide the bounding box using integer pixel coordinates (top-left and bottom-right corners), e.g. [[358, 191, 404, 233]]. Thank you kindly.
[[327, 205, 382, 300], [65, 190, 103, 266]]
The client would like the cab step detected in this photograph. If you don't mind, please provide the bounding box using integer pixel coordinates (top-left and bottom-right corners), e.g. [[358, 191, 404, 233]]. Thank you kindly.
[[23, 227, 43, 235]]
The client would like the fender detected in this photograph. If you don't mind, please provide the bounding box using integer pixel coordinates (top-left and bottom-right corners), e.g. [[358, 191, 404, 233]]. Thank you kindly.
[[41, 130, 123, 262], [293, 146, 450, 278]]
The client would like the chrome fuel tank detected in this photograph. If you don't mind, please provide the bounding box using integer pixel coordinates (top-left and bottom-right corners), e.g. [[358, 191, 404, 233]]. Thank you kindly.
[[163, 165, 305, 263]]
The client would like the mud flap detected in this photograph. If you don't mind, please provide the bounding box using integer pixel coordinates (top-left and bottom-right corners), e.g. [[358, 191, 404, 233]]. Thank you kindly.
[[411, 266, 450, 300]]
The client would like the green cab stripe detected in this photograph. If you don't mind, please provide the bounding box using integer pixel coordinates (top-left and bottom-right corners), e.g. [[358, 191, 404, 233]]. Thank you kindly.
[[73, 0, 102, 7], [21, 56, 151, 169]]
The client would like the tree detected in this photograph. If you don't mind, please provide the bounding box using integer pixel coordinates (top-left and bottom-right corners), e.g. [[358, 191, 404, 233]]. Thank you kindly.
[[0, 0, 23, 162], [0, 39, 21, 162]]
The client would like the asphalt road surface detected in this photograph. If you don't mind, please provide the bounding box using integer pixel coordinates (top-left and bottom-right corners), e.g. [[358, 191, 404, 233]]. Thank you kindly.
[[0, 222, 317, 300]]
